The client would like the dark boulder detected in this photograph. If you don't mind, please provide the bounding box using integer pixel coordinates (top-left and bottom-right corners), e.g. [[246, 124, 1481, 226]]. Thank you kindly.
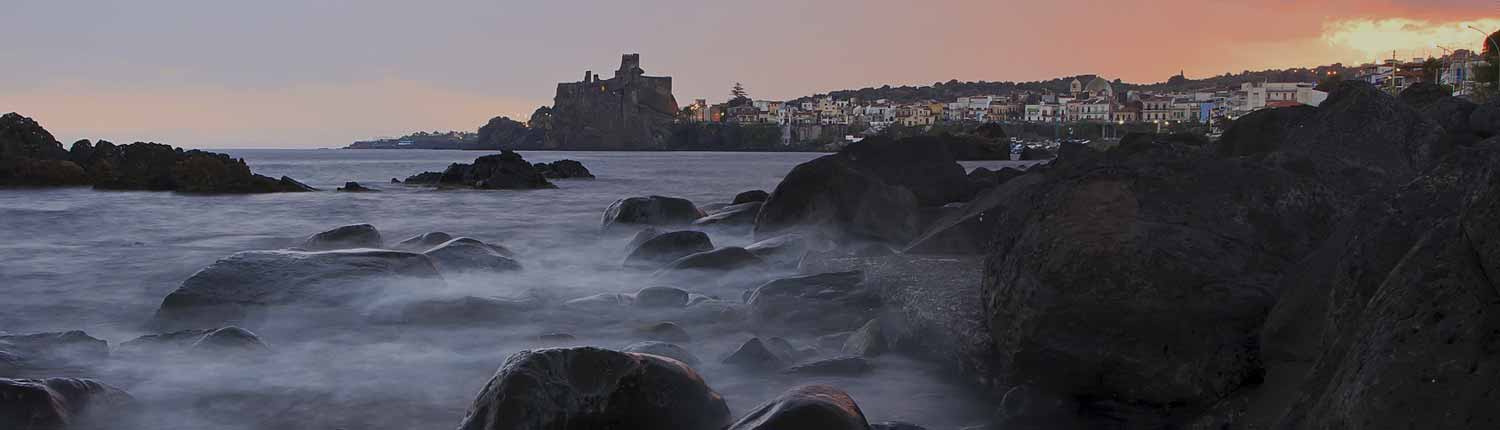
[[299, 224, 383, 251], [602, 195, 704, 232], [1401, 82, 1481, 146], [533, 159, 594, 179], [0, 378, 136, 430], [870, 421, 928, 430], [391, 232, 453, 252], [623, 230, 713, 269], [625, 227, 662, 252], [1254, 140, 1500, 428], [722, 337, 785, 370], [368, 295, 539, 325], [782, 356, 872, 377], [1470, 99, 1500, 138], [745, 233, 828, 268], [336, 181, 377, 192], [744, 272, 872, 333], [622, 341, 700, 365], [423, 238, 521, 273], [841, 319, 887, 357], [115, 327, 269, 358], [0, 113, 88, 187], [692, 201, 762, 228], [732, 189, 769, 204], [0, 331, 108, 375], [726, 385, 870, 430], [754, 135, 968, 244], [408, 151, 555, 190], [978, 81, 1445, 427], [634, 286, 690, 308], [402, 171, 442, 185], [660, 247, 766, 273], [638, 322, 691, 343], [455, 347, 730, 430], [153, 249, 443, 330], [906, 171, 1045, 255]]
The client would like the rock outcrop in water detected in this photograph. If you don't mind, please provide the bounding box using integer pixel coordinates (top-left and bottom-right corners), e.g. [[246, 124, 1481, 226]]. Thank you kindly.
[[537, 54, 679, 150], [752, 135, 971, 245], [0, 378, 137, 430], [726, 385, 871, 430], [532, 160, 594, 179], [403, 151, 556, 190], [959, 81, 1487, 428], [153, 249, 445, 330], [456, 347, 730, 430], [601, 195, 704, 232], [0, 113, 312, 192]]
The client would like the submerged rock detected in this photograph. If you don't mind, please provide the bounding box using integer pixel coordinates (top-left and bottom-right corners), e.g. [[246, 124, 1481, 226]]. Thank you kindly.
[[722, 337, 785, 370], [299, 224, 383, 251], [732, 189, 770, 205], [753, 135, 969, 244], [660, 247, 766, 273], [455, 347, 730, 430], [533, 159, 594, 179], [336, 181, 377, 192], [782, 356, 872, 377], [409, 151, 555, 190], [423, 238, 521, 273], [842, 319, 887, 358], [638, 322, 691, 343], [623, 230, 713, 269], [368, 295, 539, 325], [391, 232, 454, 252], [0, 331, 108, 375], [601, 195, 704, 232], [633, 286, 690, 308], [115, 327, 269, 358], [153, 249, 443, 329], [622, 341, 700, 365], [692, 201, 762, 228], [727, 385, 871, 430], [0, 378, 136, 430]]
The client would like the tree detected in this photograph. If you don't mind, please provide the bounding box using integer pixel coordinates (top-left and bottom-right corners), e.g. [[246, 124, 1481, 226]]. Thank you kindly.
[[729, 83, 750, 107], [1422, 57, 1444, 83]]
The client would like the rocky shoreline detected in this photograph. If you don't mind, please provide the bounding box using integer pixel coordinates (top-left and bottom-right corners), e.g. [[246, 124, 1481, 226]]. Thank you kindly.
[[0, 113, 314, 193], [4, 81, 1500, 429]]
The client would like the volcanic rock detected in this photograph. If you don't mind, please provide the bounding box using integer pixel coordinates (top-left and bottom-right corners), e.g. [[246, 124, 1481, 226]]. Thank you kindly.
[[299, 224, 383, 251], [726, 385, 870, 430], [454, 347, 730, 430], [623, 230, 713, 269], [602, 195, 704, 232]]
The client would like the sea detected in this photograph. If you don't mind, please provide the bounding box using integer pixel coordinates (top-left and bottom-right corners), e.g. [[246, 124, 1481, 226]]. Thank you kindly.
[[0, 149, 1025, 429]]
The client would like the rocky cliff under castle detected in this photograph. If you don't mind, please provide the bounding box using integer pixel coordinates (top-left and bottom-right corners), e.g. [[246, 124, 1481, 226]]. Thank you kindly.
[[541, 54, 679, 150]]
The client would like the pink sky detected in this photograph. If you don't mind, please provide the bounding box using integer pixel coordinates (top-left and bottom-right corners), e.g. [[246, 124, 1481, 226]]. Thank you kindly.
[[1, 0, 1495, 148]]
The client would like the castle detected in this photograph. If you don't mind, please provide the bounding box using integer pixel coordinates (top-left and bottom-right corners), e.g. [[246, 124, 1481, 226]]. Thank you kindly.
[[544, 54, 679, 150]]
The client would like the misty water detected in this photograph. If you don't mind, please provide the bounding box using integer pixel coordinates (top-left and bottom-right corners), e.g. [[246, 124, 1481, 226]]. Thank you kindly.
[[1, 149, 1016, 429]]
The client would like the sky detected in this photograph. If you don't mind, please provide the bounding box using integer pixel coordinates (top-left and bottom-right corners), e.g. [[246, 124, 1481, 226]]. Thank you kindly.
[[1, 0, 1497, 148]]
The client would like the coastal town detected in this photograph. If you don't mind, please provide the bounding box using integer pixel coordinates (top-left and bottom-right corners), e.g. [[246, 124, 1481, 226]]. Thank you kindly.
[[348, 47, 1497, 153], [689, 48, 1493, 139]]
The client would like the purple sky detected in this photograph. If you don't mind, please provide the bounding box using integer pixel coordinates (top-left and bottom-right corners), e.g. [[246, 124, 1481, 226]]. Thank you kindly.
[[1, 0, 1494, 147]]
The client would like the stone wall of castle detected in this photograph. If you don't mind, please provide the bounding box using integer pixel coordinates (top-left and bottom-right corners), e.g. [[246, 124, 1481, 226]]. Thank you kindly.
[[543, 54, 679, 150]]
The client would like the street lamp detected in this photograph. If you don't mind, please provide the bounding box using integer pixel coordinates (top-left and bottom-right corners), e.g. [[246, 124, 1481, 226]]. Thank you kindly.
[[1468, 25, 1499, 92]]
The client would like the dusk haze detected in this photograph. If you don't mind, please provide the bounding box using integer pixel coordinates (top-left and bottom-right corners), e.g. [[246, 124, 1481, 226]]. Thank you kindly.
[[3, 1, 1500, 430]]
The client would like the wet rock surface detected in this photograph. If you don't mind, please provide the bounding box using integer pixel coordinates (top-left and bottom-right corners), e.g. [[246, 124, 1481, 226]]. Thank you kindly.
[[299, 223, 383, 251], [0, 378, 137, 430], [153, 249, 444, 330], [2, 112, 313, 192], [623, 230, 713, 269], [455, 347, 730, 430], [602, 195, 704, 232], [727, 385, 871, 430], [404, 151, 556, 189]]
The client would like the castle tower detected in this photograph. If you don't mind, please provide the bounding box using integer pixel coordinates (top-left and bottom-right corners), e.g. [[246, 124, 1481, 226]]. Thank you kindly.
[[616, 53, 643, 78]]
